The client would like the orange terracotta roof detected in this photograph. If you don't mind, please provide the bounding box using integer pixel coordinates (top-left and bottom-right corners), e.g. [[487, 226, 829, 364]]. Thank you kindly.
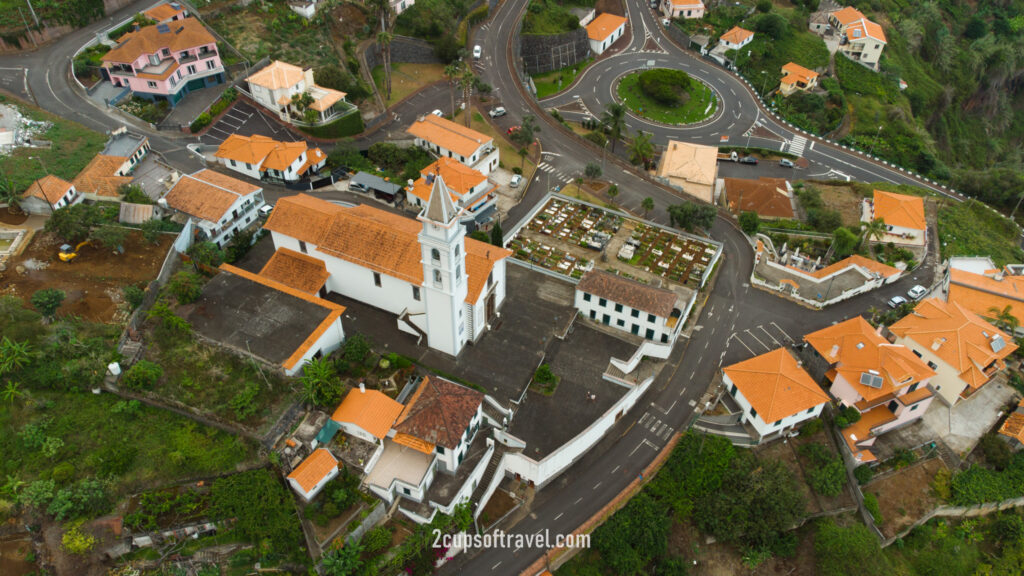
[[890, 298, 1017, 391], [723, 348, 829, 423], [842, 403, 897, 460], [846, 19, 886, 43], [830, 6, 866, 25], [164, 169, 261, 223], [409, 157, 489, 204], [392, 432, 436, 454], [720, 26, 754, 45], [259, 248, 330, 295], [899, 386, 933, 405], [23, 175, 74, 204], [246, 60, 306, 91], [103, 17, 214, 63], [144, 2, 187, 22], [586, 13, 627, 42], [999, 404, 1024, 444], [948, 269, 1024, 329], [872, 190, 924, 230], [331, 387, 404, 439], [218, 264, 345, 372], [72, 155, 132, 197], [407, 115, 491, 158], [214, 134, 281, 166], [395, 376, 483, 449], [804, 317, 934, 402], [725, 177, 793, 219], [262, 141, 308, 172], [780, 62, 818, 85], [263, 194, 511, 304], [287, 448, 338, 493], [309, 87, 347, 112], [803, 255, 900, 280], [668, 0, 704, 6]]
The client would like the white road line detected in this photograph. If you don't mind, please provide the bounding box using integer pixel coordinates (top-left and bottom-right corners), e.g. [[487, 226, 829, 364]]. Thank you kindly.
[[759, 325, 782, 346], [745, 328, 768, 350], [492, 562, 502, 570], [554, 512, 563, 520], [770, 321, 794, 342], [574, 497, 583, 504], [593, 481, 602, 490], [611, 465, 621, 474]]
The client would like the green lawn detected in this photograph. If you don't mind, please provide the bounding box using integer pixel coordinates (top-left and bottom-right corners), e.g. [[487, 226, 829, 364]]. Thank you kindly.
[[532, 59, 593, 99], [201, 0, 338, 68], [733, 17, 830, 98], [938, 199, 1024, 267], [372, 62, 447, 105], [0, 95, 106, 194], [616, 71, 716, 124], [522, 0, 580, 35]]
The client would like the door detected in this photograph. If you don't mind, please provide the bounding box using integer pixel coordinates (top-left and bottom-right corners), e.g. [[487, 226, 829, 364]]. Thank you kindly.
[[486, 292, 496, 322]]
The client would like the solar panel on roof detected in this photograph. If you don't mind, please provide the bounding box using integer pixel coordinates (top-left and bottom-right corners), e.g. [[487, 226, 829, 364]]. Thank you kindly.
[[859, 372, 883, 389], [156, 23, 170, 33], [992, 335, 1006, 353]]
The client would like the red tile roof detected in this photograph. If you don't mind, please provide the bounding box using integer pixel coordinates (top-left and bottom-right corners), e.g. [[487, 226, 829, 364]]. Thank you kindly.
[[163, 169, 261, 223], [872, 190, 925, 230], [586, 13, 627, 42], [23, 175, 74, 204], [104, 17, 214, 63], [576, 269, 678, 318], [725, 177, 794, 219], [394, 376, 483, 449], [259, 248, 330, 295]]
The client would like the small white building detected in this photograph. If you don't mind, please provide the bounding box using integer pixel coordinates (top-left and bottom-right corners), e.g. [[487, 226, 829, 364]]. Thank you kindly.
[[214, 134, 326, 183], [719, 26, 753, 50], [661, 0, 705, 19], [586, 13, 627, 55], [245, 60, 349, 126], [407, 115, 499, 176], [287, 448, 339, 501], [102, 126, 150, 176], [574, 269, 693, 343], [161, 169, 265, 247], [331, 385, 405, 445], [722, 348, 829, 440], [391, 0, 415, 15], [20, 175, 82, 215]]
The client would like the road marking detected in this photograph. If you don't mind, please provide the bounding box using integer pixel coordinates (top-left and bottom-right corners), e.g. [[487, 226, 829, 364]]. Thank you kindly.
[[730, 87, 736, 96], [728, 333, 755, 355], [492, 562, 502, 570], [611, 465, 620, 474], [759, 324, 782, 346], [554, 512, 563, 520], [745, 329, 767, 350], [593, 481, 602, 490], [770, 321, 794, 343], [574, 497, 583, 504]]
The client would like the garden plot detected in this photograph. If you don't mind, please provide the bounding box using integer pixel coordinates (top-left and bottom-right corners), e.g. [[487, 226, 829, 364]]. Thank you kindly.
[[508, 196, 719, 289]]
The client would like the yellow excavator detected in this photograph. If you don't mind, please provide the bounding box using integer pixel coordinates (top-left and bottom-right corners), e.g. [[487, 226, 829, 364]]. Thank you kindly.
[[59, 240, 90, 262]]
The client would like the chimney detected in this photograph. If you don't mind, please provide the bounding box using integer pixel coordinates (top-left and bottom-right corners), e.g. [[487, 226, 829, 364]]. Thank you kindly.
[[829, 344, 839, 358], [931, 337, 946, 351], [359, 383, 365, 393]]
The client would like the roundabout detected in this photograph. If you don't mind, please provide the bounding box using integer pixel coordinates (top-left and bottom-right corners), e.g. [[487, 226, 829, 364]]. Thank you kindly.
[[615, 68, 717, 126]]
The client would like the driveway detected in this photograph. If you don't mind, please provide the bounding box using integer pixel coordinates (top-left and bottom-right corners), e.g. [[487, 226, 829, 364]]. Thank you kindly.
[[199, 100, 306, 146]]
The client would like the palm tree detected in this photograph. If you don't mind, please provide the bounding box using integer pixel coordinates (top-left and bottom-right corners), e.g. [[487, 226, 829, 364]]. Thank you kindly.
[[1, 474, 25, 498], [0, 336, 31, 376], [627, 130, 655, 168], [1, 382, 24, 405], [377, 30, 393, 101], [642, 197, 654, 218], [601, 102, 627, 153], [458, 65, 475, 127], [443, 62, 461, 117], [367, 0, 391, 32], [518, 147, 528, 170], [861, 217, 887, 248], [988, 305, 1019, 334], [0, 175, 21, 215]]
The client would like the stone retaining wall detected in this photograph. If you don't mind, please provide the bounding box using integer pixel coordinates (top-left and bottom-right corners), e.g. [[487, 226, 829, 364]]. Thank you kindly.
[[520, 29, 591, 75]]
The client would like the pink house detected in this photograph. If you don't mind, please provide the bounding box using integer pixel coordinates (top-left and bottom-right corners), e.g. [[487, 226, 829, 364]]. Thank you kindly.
[[102, 17, 225, 107]]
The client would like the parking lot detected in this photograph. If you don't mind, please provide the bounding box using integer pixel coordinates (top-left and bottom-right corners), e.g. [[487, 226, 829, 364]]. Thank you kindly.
[[723, 321, 797, 364], [199, 100, 306, 146]]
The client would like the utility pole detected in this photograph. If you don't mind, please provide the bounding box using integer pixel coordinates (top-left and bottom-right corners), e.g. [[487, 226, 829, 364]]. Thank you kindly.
[[25, 0, 39, 27], [17, 8, 37, 49]]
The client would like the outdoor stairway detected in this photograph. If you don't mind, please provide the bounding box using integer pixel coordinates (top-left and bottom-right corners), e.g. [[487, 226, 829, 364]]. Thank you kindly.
[[398, 309, 428, 345], [470, 443, 512, 511], [119, 339, 144, 367]]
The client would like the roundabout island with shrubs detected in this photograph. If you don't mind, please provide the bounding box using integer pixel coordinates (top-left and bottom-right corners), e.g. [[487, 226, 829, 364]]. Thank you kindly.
[[616, 68, 717, 125]]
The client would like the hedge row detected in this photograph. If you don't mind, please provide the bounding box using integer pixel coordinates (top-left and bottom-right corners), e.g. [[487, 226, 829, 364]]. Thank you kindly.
[[189, 87, 238, 133], [457, 4, 490, 46], [297, 112, 365, 139]]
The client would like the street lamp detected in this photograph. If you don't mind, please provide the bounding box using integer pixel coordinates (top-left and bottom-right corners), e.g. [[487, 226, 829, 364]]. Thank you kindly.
[[759, 70, 769, 99]]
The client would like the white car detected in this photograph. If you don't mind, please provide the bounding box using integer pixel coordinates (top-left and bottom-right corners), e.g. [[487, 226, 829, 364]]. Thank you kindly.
[[887, 295, 908, 309], [907, 285, 928, 300], [509, 174, 522, 188], [259, 204, 274, 218], [431, 109, 443, 117], [473, 45, 482, 59], [489, 106, 507, 118], [779, 158, 795, 168]]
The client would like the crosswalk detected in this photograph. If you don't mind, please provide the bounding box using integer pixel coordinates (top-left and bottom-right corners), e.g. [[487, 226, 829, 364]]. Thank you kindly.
[[536, 162, 576, 185], [639, 411, 674, 442], [788, 135, 808, 157]]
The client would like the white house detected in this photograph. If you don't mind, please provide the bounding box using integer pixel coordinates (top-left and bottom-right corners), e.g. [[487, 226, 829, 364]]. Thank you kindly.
[[102, 126, 150, 177], [21, 175, 82, 215], [722, 348, 829, 441], [406, 157, 497, 230], [263, 177, 512, 358], [586, 13, 627, 55], [331, 385, 405, 445], [161, 169, 265, 247], [719, 26, 753, 50], [391, 0, 414, 15], [214, 134, 326, 182], [860, 189, 926, 246], [662, 0, 704, 19], [828, 6, 887, 69], [287, 448, 339, 501], [245, 60, 349, 126], [574, 269, 693, 343], [407, 115, 499, 176]]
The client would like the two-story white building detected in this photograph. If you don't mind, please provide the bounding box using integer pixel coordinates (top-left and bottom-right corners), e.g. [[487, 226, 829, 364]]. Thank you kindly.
[[407, 157, 497, 230], [861, 189, 926, 246], [245, 60, 348, 126], [263, 177, 512, 358], [661, 0, 704, 19], [214, 134, 326, 182], [574, 269, 694, 343], [828, 6, 886, 69], [722, 348, 830, 441], [161, 169, 265, 247], [407, 115, 499, 176], [21, 175, 82, 215]]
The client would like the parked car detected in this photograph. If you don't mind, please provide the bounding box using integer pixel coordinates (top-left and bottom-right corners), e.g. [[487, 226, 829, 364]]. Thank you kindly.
[[349, 181, 368, 193], [473, 45, 482, 59], [779, 158, 795, 168], [259, 204, 274, 218], [489, 106, 507, 118], [739, 156, 758, 165], [510, 174, 522, 188], [907, 285, 928, 300], [887, 295, 908, 309], [431, 109, 443, 117]]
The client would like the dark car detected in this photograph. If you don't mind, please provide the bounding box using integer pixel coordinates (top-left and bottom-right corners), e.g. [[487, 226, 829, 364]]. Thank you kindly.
[[739, 156, 758, 165]]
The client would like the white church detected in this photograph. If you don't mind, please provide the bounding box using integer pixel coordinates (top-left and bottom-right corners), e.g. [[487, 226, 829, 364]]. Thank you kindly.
[[263, 176, 512, 357]]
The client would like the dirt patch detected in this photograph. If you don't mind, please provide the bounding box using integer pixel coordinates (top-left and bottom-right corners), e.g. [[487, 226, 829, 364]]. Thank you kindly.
[[863, 457, 947, 539], [595, 0, 625, 16], [1, 230, 175, 323], [0, 210, 28, 225], [809, 183, 867, 227], [0, 534, 37, 576], [668, 520, 819, 576], [329, 2, 369, 39]]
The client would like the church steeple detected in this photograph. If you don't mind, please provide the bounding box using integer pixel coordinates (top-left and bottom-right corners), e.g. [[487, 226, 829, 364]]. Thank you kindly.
[[421, 174, 459, 225], [417, 173, 469, 357]]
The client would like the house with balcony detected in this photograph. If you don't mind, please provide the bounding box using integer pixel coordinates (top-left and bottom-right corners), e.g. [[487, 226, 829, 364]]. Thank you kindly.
[[803, 317, 936, 463], [407, 157, 497, 230], [828, 7, 886, 69], [890, 298, 1017, 406], [574, 269, 695, 344], [21, 175, 82, 214], [143, 1, 190, 23], [661, 0, 704, 19], [779, 62, 819, 96], [161, 169, 265, 247], [214, 134, 326, 183], [943, 257, 1024, 336], [860, 189, 926, 246], [722, 348, 830, 441], [245, 60, 349, 126], [102, 18, 225, 106], [407, 115, 499, 176]]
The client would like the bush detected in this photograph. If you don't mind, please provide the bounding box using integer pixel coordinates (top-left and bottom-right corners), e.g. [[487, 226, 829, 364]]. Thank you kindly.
[[168, 271, 204, 304], [512, 166, 523, 175], [122, 360, 163, 390], [533, 364, 558, 385], [799, 418, 822, 437], [61, 524, 96, 555], [864, 491, 883, 524], [230, 381, 260, 420], [298, 112, 365, 139], [224, 228, 256, 264], [187, 241, 225, 268], [189, 112, 212, 134], [123, 285, 145, 310], [31, 289, 66, 319], [637, 68, 693, 106], [363, 525, 392, 554], [800, 443, 846, 497], [980, 433, 1013, 471], [834, 405, 862, 428], [854, 464, 874, 485], [814, 518, 890, 576], [739, 211, 760, 235]]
